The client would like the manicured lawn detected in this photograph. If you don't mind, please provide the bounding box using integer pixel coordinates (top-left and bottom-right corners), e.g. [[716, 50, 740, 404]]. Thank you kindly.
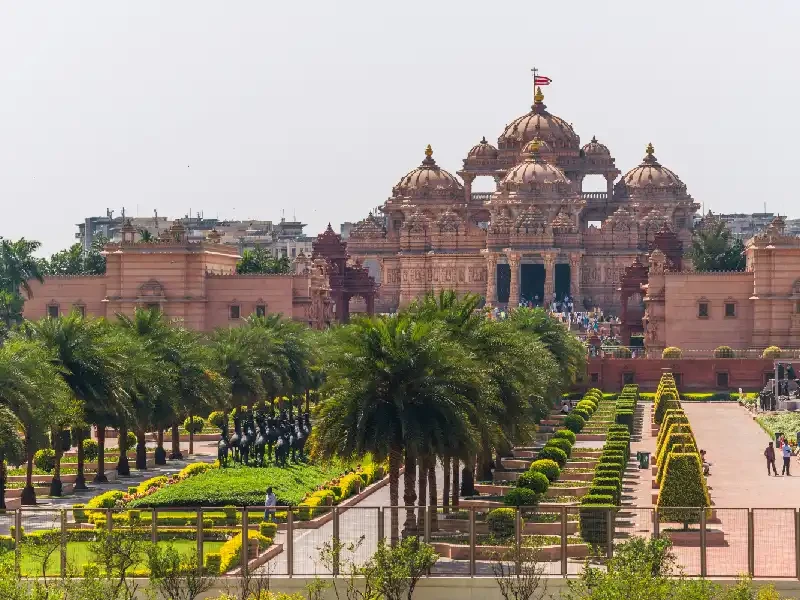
[[127, 460, 359, 508], [756, 413, 800, 439], [19, 539, 224, 577]]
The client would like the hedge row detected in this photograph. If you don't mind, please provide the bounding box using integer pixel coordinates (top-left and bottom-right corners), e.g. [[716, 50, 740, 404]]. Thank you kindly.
[[615, 383, 639, 434]]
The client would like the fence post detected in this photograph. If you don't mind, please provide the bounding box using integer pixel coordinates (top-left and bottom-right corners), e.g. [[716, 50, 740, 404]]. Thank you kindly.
[[151, 509, 157, 543], [468, 507, 475, 577], [14, 509, 21, 575], [750, 509, 756, 577], [423, 507, 431, 543], [515, 508, 522, 575], [241, 508, 249, 579], [700, 509, 707, 578], [60, 509, 67, 578], [561, 506, 568, 576], [106, 508, 113, 532], [606, 508, 614, 559], [196, 509, 203, 574], [377, 507, 384, 545], [287, 508, 294, 577], [795, 509, 800, 580], [333, 507, 340, 576], [653, 508, 659, 538]]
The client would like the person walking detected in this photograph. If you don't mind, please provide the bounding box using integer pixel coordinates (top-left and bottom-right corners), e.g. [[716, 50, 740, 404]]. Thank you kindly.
[[765, 442, 778, 476], [782, 442, 793, 476], [264, 486, 277, 522]]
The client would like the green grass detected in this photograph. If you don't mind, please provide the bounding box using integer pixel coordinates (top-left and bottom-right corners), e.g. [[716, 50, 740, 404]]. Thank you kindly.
[[756, 413, 800, 439], [18, 540, 224, 577], [127, 460, 358, 508]]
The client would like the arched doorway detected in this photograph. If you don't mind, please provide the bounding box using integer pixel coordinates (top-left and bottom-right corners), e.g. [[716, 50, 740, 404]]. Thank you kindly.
[[554, 264, 571, 300], [521, 264, 545, 304]]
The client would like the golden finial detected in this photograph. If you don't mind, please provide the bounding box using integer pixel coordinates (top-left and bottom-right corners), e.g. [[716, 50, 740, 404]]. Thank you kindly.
[[528, 137, 542, 153], [534, 86, 544, 103], [646, 142, 655, 156], [424, 144, 433, 158]]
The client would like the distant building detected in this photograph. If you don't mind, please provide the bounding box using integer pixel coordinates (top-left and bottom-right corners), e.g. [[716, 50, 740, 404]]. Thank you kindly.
[[699, 212, 800, 240], [75, 211, 313, 258]]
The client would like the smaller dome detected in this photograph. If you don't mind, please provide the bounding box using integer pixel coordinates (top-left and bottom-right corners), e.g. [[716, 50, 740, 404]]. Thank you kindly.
[[502, 138, 570, 189], [582, 135, 610, 156], [467, 136, 498, 159], [350, 213, 385, 239], [621, 143, 685, 192], [393, 145, 463, 197]]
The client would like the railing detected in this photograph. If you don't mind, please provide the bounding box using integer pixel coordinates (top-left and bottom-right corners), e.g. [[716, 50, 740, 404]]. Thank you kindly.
[[581, 192, 608, 201], [470, 192, 493, 202], [4, 505, 800, 579], [593, 346, 800, 359]]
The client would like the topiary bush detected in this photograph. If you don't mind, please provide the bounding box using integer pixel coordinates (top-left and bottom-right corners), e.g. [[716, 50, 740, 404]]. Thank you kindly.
[[487, 507, 517, 536], [575, 401, 596, 415], [563, 413, 585, 434], [537, 446, 568, 468], [662, 347, 683, 359], [612, 347, 632, 359], [762, 346, 782, 359], [657, 452, 710, 528], [593, 476, 621, 504], [545, 437, 572, 458], [183, 416, 206, 435], [615, 410, 634, 433], [552, 429, 576, 445], [655, 391, 681, 425], [120, 431, 137, 452], [571, 408, 590, 422], [517, 470, 549, 495], [503, 487, 539, 508], [579, 495, 615, 546], [207, 411, 227, 430], [34, 448, 56, 472], [529, 459, 560, 482], [713, 345, 735, 359], [82, 439, 99, 463]]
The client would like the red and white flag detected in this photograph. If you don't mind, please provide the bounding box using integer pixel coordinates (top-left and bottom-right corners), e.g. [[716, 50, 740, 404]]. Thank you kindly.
[[534, 75, 552, 86]]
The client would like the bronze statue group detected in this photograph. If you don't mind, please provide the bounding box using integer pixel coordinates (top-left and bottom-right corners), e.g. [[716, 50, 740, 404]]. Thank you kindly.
[[217, 410, 311, 468]]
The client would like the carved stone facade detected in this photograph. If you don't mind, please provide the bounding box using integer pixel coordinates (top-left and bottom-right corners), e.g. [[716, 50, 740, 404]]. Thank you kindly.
[[346, 83, 700, 312]]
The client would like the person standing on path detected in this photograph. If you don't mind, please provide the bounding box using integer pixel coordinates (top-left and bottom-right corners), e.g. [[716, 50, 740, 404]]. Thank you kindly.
[[264, 486, 277, 522], [765, 442, 778, 476], [782, 443, 793, 476]]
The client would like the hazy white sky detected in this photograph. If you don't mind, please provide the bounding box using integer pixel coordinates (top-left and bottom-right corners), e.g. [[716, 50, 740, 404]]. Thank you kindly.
[[1, 1, 798, 255]]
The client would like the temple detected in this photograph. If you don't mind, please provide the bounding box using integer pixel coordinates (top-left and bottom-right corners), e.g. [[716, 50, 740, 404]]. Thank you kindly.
[[346, 83, 699, 313], [23, 220, 376, 328]]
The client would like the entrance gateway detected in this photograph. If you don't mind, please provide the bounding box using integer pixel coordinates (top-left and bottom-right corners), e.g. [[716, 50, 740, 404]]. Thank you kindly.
[[495, 261, 571, 305]]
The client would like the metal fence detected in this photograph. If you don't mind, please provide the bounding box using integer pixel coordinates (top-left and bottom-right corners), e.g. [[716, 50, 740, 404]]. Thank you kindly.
[[3, 506, 800, 579]]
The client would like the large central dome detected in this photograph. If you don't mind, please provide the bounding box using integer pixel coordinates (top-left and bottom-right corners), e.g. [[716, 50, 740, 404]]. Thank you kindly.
[[498, 87, 580, 151]]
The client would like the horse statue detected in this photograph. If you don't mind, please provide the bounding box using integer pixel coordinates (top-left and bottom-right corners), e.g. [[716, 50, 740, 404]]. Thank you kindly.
[[240, 414, 254, 466], [266, 417, 279, 463], [292, 416, 306, 462], [274, 422, 289, 467], [229, 415, 242, 464], [218, 422, 230, 468]]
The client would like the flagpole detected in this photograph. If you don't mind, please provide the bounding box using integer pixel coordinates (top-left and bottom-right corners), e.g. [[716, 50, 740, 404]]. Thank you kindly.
[[531, 66, 538, 102]]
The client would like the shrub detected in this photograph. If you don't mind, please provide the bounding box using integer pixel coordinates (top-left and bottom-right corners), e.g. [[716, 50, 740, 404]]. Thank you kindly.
[[575, 401, 596, 415], [504, 487, 539, 508], [657, 411, 688, 448], [82, 439, 99, 462], [207, 411, 227, 429], [537, 446, 568, 468], [615, 410, 634, 433], [222, 506, 237, 524], [259, 521, 278, 538], [138, 475, 168, 495], [762, 346, 782, 359], [529, 459, 560, 482], [589, 486, 618, 502], [662, 347, 683, 359], [487, 507, 517, 536], [655, 392, 681, 425], [120, 431, 136, 452], [517, 470, 549, 495], [657, 452, 710, 526], [612, 346, 632, 359], [714, 345, 735, 359], [128, 486, 139, 495], [218, 533, 243, 573], [183, 416, 206, 435], [545, 438, 572, 457], [579, 495, 615, 546], [572, 408, 590, 422], [593, 477, 621, 504], [87, 490, 125, 510], [33, 448, 56, 472], [553, 429, 577, 445], [178, 461, 213, 479], [73, 504, 87, 524], [203, 552, 221, 575], [563, 413, 585, 434]]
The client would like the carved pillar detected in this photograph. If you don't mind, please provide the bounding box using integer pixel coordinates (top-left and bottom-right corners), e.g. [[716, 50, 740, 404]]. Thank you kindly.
[[543, 252, 557, 303], [462, 173, 475, 204], [483, 251, 498, 305], [365, 294, 375, 316], [606, 173, 614, 199], [569, 252, 583, 304], [505, 250, 521, 307]]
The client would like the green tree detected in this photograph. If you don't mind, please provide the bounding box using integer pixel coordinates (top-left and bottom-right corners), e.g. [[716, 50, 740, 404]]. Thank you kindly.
[[0, 407, 24, 509], [210, 327, 266, 416], [0, 238, 45, 329], [316, 315, 482, 543], [690, 220, 746, 272], [237, 247, 292, 274], [42, 238, 107, 276]]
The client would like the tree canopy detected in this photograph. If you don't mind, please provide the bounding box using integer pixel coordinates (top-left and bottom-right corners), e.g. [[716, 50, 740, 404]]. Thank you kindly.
[[689, 221, 746, 272], [237, 247, 292, 274]]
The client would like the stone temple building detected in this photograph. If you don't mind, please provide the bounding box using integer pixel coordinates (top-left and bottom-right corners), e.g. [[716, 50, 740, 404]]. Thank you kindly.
[[346, 85, 700, 313]]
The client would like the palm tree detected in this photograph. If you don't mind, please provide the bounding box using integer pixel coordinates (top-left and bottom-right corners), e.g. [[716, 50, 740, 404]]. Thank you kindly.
[[138, 229, 154, 243], [210, 327, 265, 421], [0, 407, 24, 509], [315, 315, 482, 542], [0, 238, 45, 299], [0, 338, 71, 504], [690, 220, 746, 272]]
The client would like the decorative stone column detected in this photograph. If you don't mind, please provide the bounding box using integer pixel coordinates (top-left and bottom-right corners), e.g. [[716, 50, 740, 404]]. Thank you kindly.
[[569, 252, 584, 305], [505, 250, 521, 307], [605, 173, 614, 199], [543, 252, 557, 303], [482, 250, 498, 305], [462, 173, 475, 204]]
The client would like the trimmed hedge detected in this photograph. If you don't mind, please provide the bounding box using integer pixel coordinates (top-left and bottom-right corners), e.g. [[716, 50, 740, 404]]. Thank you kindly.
[[572, 408, 590, 422], [545, 438, 573, 458], [553, 429, 577, 445], [662, 347, 683, 359], [655, 392, 680, 425], [487, 508, 516, 536], [579, 495, 614, 546], [763, 346, 782, 359], [503, 487, 539, 508], [517, 470, 549, 495], [615, 410, 634, 433], [593, 476, 621, 504], [657, 452, 710, 525], [714, 346, 735, 359], [529, 459, 560, 482], [563, 413, 585, 434], [537, 446, 568, 468]]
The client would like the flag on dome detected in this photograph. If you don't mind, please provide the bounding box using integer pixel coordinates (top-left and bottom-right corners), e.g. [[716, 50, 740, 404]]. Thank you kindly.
[[534, 75, 552, 86]]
